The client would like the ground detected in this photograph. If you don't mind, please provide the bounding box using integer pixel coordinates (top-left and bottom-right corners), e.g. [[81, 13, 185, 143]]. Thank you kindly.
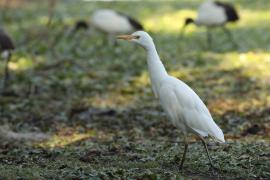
[[0, 0, 269, 179]]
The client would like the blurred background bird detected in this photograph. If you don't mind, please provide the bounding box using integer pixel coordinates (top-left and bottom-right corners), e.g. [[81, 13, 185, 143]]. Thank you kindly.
[[182, 0, 239, 48], [0, 28, 15, 93], [71, 9, 144, 45]]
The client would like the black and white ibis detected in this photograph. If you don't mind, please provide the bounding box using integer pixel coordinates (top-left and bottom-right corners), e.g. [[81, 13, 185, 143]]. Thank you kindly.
[[0, 28, 15, 91], [183, 0, 239, 47], [73, 9, 144, 44]]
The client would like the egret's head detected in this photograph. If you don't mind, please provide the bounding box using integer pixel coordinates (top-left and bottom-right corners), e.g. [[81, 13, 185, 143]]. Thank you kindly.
[[117, 31, 154, 49], [184, 18, 194, 26]]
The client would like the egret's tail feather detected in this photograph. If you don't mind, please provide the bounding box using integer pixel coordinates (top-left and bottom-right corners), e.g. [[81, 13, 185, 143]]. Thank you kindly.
[[210, 126, 225, 143]]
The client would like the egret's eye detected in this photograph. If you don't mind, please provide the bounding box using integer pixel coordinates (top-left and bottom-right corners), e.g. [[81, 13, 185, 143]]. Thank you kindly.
[[134, 35, 140, 39]]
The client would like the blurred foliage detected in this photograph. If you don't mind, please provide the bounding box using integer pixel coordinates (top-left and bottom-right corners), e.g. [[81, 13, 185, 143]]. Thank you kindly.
[[0, 0, 269, 179]]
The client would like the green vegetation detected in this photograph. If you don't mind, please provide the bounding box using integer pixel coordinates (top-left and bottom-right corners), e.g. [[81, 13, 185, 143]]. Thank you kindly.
[[0, 0, 269, 179]]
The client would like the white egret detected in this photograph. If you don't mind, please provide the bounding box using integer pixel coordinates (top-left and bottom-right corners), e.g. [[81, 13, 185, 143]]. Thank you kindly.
[[182, 0, 239, 47], [0, 28, 15, 92], [117, 31, 225, 170]]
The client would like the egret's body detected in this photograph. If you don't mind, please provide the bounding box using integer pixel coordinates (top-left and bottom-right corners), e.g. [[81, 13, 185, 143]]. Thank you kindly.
[[118, 31, 225, 169], [158, 77, 224, 141], [183, 0, 239, 47]]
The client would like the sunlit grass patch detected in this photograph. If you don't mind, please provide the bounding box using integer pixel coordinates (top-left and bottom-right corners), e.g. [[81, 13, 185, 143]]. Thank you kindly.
[[38, 127, 97, 148], [208, 97, 269, 116], [132, 71, 150, 87], [219, 51, 270, 81], [86, 92, 137, 108], [8, 57, 34, 71], [237, 10, 270, 28], [168, 70, 188, 80], [0, 55, 45, 75], [144, 10, 196, 33]]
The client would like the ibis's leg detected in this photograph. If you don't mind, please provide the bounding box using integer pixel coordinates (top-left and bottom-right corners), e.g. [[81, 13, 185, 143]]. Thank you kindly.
[[206, 28, 212, 48], [50, 28, 65, 52], [201, 138, 219, 170], [2, 54, 11, 91], [47, 0, 57, 27], [222, 26, 238, 48], [179, 26, 186, 39], [179, 138, 188, 170], [108, 34, 117, 46]]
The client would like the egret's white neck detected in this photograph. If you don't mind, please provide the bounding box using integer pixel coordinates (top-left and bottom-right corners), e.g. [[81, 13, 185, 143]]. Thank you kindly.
[[145, 42, 168, 96]]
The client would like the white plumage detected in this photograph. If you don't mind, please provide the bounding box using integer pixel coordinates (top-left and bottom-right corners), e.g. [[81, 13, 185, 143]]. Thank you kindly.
[[196, 1, 227, 26], [118, 31, 224, 169], [159, 77, 224, 142], [91, 9, 143, 35], [92, 9, 132, 34]]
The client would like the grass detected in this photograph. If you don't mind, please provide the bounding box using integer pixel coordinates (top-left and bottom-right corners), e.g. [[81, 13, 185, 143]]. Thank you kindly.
[[0, 0, 270, 179]]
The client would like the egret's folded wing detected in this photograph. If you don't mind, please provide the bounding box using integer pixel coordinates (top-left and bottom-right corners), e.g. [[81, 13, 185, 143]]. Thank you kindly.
[[159, 83, 184, 129], [169, 77, 225, 143]]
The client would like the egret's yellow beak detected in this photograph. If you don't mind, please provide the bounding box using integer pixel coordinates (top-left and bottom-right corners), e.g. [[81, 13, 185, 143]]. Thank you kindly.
[[117, 35, 136, 40]]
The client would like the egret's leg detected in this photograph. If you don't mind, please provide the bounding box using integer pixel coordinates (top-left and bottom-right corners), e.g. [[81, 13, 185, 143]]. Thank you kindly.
[[222, 26, 238, 48], [179, 138, 188, 170], [201, 138, 219, 170]]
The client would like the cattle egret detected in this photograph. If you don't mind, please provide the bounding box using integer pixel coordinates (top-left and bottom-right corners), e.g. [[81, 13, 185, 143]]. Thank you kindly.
[[0, 28, 15, 91], [73, 9, 143, 44], [118, 31, 225, 170], [182, 0, 239, 47]]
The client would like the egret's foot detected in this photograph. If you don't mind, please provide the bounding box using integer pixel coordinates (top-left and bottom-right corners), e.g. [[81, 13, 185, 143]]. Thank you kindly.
[[179, 142, 188, 172]]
